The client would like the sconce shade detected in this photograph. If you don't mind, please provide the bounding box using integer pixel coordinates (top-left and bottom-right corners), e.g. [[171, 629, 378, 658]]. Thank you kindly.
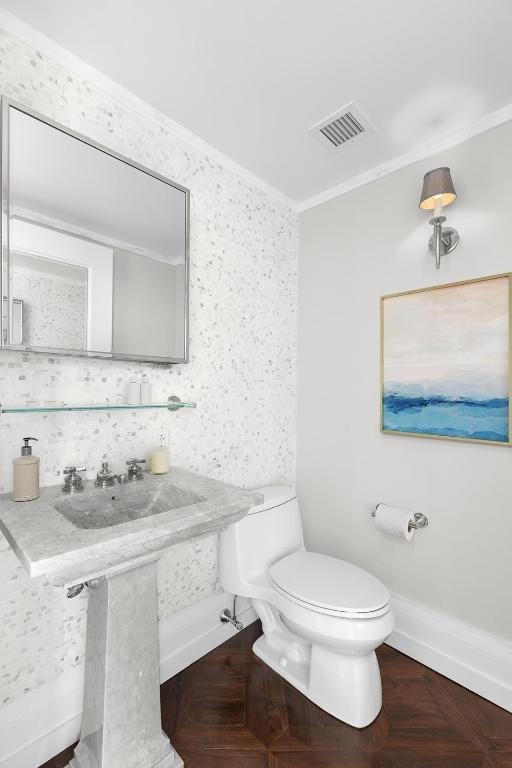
[[419, 167, 457, 210]]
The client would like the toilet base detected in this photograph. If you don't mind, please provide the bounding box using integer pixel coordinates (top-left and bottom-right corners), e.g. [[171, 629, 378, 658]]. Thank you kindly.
[[253, 633, 382, 728]]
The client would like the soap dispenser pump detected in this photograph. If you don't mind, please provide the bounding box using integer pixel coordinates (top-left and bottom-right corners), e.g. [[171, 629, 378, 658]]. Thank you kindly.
[[12, 437, 40, 502]]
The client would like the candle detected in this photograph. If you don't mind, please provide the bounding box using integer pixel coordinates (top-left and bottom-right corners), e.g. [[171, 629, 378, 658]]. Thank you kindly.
[[149, 449, 169, 474]]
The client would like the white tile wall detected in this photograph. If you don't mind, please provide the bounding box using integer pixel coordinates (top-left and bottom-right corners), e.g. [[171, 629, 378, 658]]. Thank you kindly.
[[0, 27, 298, 707], [10, 264, 88, 350]]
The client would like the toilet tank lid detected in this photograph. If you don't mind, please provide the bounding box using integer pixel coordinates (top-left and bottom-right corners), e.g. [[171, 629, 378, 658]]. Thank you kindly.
[[248, 486, 297, 514]]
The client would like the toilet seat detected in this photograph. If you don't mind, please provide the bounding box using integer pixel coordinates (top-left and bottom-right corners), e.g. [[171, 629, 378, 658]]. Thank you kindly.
[[269, 551, 390, 619]]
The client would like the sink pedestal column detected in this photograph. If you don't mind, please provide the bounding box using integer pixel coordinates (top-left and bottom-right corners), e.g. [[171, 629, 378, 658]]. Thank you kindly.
[[67, 557, 183, 768]]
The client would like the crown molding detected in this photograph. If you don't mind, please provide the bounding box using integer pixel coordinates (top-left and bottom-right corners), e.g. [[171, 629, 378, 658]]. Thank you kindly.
[[298, 102, 512, 213], [0, 7, 297, 212], [11, 207, 184, 265]]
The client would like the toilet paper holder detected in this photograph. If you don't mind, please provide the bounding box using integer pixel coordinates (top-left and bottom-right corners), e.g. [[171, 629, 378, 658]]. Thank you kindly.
[[371, 507, 429, 533]]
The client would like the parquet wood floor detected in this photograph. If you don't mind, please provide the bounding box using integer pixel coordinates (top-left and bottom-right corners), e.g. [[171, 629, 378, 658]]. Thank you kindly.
[[40, 620, 512, 768]]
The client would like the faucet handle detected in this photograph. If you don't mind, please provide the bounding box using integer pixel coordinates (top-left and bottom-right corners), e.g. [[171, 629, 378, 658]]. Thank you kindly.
[[125, 458, 146, 481], [63, 465, 86, 475]]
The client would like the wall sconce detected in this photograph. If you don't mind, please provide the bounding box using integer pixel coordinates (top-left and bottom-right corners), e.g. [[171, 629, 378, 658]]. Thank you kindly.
[[419, 167, 459, 269]]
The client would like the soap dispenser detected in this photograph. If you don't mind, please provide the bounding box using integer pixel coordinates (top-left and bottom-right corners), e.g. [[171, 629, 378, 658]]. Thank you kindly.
[[12, 437, 40, 502]]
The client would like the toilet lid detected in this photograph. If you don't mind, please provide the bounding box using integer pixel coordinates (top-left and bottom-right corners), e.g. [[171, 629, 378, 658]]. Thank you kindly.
[[269, 551, 389, 614]]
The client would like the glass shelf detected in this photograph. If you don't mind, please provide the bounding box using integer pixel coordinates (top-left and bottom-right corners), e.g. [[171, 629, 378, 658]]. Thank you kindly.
[[0, 396, 196, 415]]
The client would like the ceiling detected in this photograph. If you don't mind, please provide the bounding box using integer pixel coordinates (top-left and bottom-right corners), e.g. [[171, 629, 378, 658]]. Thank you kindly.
[[1, 0, 511, 206], [9, 104, 186, 263]]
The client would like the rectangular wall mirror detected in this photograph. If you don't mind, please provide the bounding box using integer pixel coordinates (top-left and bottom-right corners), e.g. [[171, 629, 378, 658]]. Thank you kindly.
[[1, 98, 189, 363]]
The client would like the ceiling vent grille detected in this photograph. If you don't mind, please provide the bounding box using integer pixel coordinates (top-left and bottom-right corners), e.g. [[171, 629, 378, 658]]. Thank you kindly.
[[320, 112, 365, 147], [310, 102, 373, 150]]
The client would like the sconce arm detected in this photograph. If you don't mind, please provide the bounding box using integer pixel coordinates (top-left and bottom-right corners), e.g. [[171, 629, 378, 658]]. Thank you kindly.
[[428, 215, 459, 269]]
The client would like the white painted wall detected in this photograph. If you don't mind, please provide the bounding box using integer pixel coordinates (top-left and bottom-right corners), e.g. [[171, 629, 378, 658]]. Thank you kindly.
[[112, 248, 184, 359], [298, 121, 512, 642]]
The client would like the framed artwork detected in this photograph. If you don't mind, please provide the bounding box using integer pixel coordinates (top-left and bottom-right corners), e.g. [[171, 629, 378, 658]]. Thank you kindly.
[[381, 274, 511, 445]]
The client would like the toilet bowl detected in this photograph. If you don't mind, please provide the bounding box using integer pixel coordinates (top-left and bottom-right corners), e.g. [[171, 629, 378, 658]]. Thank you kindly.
[[219, 487, 395, 728]]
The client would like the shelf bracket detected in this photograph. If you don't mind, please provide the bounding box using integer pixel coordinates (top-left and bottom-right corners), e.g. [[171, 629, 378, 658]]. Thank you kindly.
[[167, 395, 197, 411]]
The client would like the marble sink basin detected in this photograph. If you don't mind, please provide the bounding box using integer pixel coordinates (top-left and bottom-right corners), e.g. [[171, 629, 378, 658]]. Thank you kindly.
[[54, 483, 205, 529], [0, 467, 261, 585]]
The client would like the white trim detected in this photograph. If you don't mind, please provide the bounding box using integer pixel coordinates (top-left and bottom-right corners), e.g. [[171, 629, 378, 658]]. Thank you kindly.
[[11, 208, 184, 266], [0, 591, 257, 768], [387, 593, 512, 713], [0, 7, 295, 212], [298, 102, 512, 212]]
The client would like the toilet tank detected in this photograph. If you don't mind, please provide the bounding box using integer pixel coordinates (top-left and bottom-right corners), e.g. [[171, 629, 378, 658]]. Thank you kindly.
[[219, 486, 304, 596]]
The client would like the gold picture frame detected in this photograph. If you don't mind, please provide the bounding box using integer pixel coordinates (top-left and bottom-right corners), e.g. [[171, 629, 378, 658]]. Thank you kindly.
[[380, 273, 512, 446]]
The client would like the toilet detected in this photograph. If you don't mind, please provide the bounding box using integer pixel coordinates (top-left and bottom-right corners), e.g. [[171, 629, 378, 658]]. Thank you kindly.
[[219, 486, 395, 728]]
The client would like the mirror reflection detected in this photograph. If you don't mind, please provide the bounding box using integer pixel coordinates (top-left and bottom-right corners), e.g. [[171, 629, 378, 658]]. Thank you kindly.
[[4, 104, 188, 362]]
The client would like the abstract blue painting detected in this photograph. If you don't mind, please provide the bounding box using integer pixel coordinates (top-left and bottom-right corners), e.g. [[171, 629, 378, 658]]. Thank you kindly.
[[381, 275, 510, 444]]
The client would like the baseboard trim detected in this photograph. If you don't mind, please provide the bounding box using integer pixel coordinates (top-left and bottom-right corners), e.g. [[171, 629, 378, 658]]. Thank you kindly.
[[388, 593, 512, 712], [0, 591, 257, 768]]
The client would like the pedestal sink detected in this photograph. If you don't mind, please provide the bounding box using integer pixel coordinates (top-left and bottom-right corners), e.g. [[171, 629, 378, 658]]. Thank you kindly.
[[0, 468, 261, 768], [70, 556, 180, 768]]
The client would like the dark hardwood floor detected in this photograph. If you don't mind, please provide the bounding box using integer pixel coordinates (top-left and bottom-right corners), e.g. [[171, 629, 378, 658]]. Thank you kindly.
[[41, 620, 512, 768]]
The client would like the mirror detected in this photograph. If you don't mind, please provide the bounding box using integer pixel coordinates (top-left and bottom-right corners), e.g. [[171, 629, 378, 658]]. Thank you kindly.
[[1, 100, 189, 362]]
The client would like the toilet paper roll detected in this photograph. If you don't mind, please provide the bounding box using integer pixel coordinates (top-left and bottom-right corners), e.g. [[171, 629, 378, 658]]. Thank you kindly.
[[374, 503, 414, 541]]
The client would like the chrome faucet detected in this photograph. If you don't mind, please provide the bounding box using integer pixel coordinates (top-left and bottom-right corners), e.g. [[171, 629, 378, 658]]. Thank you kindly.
[[62, 466, 86, 494], [94, 459, 144, 487], [94, 461, 118, 489], [126, 458, 146, 481]]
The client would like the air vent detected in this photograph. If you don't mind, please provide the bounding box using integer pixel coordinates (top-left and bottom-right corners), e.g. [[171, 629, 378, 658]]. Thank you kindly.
[[320, 112, 365, 147], [310, 102, 373, 150]]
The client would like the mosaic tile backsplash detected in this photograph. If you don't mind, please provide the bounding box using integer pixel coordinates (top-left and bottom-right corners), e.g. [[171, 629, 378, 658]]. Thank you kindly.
[[0, 28, 298, 707], [11, 263, 88, 350]]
